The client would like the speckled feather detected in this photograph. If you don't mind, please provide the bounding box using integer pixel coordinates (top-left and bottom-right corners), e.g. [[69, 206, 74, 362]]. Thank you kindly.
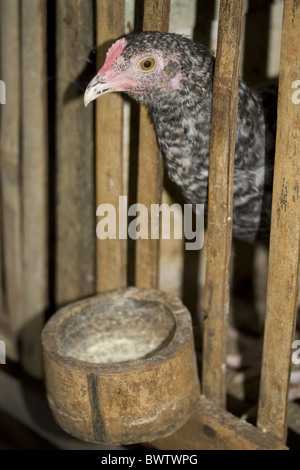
[[91, 31, 277, 243]]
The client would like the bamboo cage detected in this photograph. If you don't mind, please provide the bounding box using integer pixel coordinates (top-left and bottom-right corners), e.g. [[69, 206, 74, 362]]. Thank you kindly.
[[0, 0, 300, 450]]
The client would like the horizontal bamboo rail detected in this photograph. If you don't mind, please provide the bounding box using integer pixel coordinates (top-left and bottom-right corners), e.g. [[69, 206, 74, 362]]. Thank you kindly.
[[152, 395, 288, 450]]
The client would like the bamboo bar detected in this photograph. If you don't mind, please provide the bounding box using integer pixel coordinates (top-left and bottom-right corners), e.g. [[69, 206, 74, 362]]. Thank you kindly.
[[56, 0, 95, 306], [0, 0, 23, 336], [257, 0, 300, 442], [202, 0, 246, 407], [96, 0, 126, 293], [135, 0, 171, 289], [152, 395, 288, 450], [21, 0, 48, 378]]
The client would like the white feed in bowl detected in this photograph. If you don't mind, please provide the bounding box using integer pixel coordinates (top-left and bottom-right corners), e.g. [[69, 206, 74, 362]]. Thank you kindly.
[[56, 297, 175, 364]]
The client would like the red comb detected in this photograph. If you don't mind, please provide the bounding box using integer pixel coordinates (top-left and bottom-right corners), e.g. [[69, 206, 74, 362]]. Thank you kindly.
[[99, 37, 127, 75]]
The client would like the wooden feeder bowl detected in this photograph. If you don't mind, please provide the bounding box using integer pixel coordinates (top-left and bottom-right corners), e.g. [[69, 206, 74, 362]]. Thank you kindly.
[[42, 287, 200, 445]]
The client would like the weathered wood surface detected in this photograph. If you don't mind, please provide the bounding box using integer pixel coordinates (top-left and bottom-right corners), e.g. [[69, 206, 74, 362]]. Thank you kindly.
[[95, 0, 126, 293], [21, 0, 48, 378], [0, 0, 23, 347], [202, 0, 246, 407], [135, 0, 171, 289], [151, 395, 288, 450], [0, 369, 124, 449], [42, 287, 200, 445], [56, 0, 95, 306], [257, 0, 300, 442]]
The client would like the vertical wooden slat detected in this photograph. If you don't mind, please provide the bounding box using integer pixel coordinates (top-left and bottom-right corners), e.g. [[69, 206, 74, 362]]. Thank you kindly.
[[202, 0, 246, 407], [56, 0, 95, 306], [0, 0, 23, 335], [20, 0, 48, 378], [0, 187, 3, 317], [257, 0, 300, 442], [96, 0, 125, 293], [135, 0, 171, 289], [0, 22, 4, 319]]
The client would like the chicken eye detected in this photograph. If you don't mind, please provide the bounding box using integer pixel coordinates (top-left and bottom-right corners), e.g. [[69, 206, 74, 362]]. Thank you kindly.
[[140, 58, 155, 71]]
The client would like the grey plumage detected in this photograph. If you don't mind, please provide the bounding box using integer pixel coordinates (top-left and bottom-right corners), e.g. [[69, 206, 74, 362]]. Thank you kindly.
[[85, 31, 277, 243]]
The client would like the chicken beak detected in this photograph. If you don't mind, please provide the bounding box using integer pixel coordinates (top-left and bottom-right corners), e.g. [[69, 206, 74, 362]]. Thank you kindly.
[[84, 74, 113, 107]]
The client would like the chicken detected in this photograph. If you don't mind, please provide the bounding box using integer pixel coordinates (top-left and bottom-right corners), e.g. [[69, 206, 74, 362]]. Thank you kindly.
[[84, 31, 277, 244], [84, 31, 300, 402]]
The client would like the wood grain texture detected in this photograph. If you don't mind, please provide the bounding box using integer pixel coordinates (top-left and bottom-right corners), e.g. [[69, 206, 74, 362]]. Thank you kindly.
[[202, 0, 246, 407], [56, 0, 95, 306], [0, 0, 23, 337], [151, 395, 287, 450], [135, 0, 171, 289], [21, 0, 48, 378], [257, 0, 300, 442], [42, 287, 200, 445], [96, 0, 126, 293]]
